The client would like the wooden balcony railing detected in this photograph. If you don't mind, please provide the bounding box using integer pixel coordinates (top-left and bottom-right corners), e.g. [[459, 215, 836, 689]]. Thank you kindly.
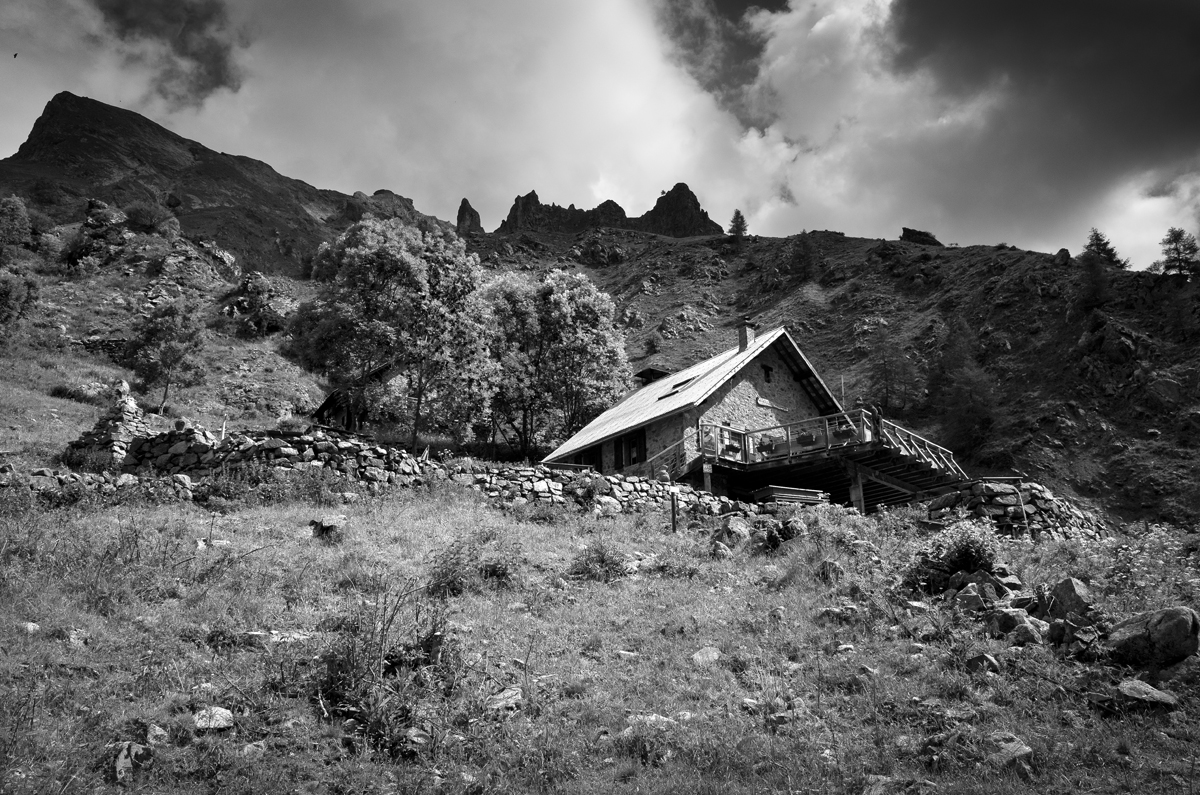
[[698, 409, 964, 479], [619, 435, 694, 481]]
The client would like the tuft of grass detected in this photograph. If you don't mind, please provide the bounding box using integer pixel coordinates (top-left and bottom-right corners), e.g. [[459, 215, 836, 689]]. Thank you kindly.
[[566, 539, 628, 583], [425, 525, 522, 597]]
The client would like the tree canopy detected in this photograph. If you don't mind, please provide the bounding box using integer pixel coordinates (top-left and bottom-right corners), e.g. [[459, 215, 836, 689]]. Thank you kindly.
[[1153, 227, 1199, 278], [483, 269, 630, 456], [1082, 228, 1128, 269], [124, 300, 207, 412], [728, 209, 747, 240], [291, 218, 496, 447]]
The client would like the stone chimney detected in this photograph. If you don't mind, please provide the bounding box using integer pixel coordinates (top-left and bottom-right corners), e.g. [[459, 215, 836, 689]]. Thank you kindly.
[[738, 317, 756, 352]]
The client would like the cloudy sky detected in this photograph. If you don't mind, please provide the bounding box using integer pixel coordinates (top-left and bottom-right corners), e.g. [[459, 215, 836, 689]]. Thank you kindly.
[[1, 0, 1198, 267]]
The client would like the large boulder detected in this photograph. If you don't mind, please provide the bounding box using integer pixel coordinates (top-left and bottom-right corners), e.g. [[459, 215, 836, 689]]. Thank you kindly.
[[1107, 606, 1200, 669], [712, 515, 752, 551], [1049, 577, 1096, 620]]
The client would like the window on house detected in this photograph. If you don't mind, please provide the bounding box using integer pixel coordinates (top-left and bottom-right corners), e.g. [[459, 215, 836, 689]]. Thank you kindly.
[[615, 428, 646, 470], [571, 445, 603, 472], [761, 365, 774, 383]]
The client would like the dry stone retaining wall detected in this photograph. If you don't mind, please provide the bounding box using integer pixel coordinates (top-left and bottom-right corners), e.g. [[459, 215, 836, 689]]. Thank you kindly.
[[20, 392, 1111, 538], [928, 480, 1106, 540]]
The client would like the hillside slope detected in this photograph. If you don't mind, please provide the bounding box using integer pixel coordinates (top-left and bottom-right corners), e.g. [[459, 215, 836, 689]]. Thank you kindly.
[[1, 94, 1197, 525], [0, 92, 449, 277], [465, 227, 1200, 524]]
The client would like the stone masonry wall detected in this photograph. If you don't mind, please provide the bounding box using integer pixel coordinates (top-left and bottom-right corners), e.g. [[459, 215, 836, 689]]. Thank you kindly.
[[928, 480, 1107, 540]]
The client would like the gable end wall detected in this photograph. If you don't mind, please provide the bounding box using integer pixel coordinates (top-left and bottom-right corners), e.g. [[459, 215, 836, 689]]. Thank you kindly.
[[697, 345, 823, 433]]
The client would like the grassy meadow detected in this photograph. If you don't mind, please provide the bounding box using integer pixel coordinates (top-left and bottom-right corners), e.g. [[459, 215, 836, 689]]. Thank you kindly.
[[1, 473, 1198, 795]]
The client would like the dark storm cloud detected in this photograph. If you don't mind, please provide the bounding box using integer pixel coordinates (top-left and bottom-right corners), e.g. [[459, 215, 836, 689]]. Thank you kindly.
[[887, 0, 1200, 182], [652, 0, 777, 126], [91, 0, 245, 107]]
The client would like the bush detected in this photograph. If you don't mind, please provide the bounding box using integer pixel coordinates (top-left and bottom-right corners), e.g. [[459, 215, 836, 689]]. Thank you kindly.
[[902, 517, 1000, 593], [59, 228, 92, 269], [566, 539, 627, 582], [426, 526, 521, 596], [0, 196, 31, 247], [313, 587, 469, 760], [122, 201, 172, 233], [0, 267, 38, 345]]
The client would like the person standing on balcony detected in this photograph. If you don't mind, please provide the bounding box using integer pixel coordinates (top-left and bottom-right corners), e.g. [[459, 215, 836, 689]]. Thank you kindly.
[[870, 403, 884, 441]]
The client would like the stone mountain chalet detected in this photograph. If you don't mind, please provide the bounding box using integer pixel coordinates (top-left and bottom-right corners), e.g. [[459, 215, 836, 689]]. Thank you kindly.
[[542, 323, 968, 512]]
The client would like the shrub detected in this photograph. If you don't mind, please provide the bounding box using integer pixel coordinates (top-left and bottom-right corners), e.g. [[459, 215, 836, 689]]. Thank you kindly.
[[313, 587, 467, 759], [59, 228, 93, 269], [426, 526, 521, 597], [122, 201, 172, 233], [0, 267, 38, 345], [566, 539, 627, 583], [0, 196, 31, 247], [902, 517, 999, 593]]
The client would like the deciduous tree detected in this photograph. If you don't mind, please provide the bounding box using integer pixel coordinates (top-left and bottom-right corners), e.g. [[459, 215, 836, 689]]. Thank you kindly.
[[291, 218, 497, 447], [124, 301, 207, 412], [0, 196, 30, 247], [483, 270, 630, 456]]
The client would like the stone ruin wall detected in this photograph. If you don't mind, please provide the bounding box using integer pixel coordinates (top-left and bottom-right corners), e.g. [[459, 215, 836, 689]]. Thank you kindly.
[[0, 391, 1109, 538]]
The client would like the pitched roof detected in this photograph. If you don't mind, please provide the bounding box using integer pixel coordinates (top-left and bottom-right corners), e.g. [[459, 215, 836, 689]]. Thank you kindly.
[[543, 326, 842, 463]]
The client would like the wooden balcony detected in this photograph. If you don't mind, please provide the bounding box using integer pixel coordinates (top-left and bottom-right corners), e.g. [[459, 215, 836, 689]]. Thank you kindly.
[[698, 410, 968, 511]]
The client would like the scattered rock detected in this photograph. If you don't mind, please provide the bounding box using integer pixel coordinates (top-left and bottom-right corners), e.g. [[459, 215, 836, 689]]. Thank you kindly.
[[239, 740, 267, 760], [194, 706, 235, 731], [1010, 623, 1044, 646], [112, 741, 153, 783], [627, 713, 677, 731], [691, 646, 721, 667], [16, 621, 39, 634], [1107, 606, 1200, 669], [310, 514, 347, 542], [713, 515, 752, 551], [1116, 679, 1179, 709], [145, 724, 169, 747], [983, 731, 1033, 779], [954, 583, 989, 612], [485, 686, 524, 712], [965, 653, 1000, 674], [507, 602, 529, 613], [815, 559, 845, 584], [1049, 577, 1095, 620]]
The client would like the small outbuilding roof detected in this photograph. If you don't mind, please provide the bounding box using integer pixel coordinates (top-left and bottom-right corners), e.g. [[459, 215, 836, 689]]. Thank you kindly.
[[543, 326, 842, 463]]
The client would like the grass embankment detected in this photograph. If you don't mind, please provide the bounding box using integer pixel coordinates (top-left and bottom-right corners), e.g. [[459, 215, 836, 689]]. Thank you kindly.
[[1, 478, 1198, 794]]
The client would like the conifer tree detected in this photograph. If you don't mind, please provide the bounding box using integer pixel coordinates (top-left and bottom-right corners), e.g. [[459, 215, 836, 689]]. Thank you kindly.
[[728, 209, 747, 241], [1083, 228, 1128, 269]]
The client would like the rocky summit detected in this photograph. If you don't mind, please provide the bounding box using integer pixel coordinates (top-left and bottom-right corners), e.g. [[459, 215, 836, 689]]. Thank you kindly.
[[495, 182, 722, 237]]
